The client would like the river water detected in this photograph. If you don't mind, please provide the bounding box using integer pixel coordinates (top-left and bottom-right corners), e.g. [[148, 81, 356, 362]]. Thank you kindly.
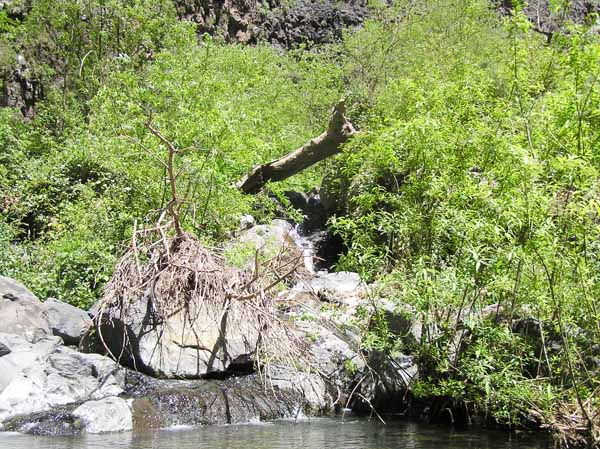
[[0, 417, 548, 449]]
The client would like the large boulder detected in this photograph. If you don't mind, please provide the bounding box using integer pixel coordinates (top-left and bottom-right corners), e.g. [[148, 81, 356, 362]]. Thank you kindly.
[[0, 333, 61, 393], [277, 274, 369, 409], [89, 293, 260, 379], [44, 298, 92, 345], [0, 276, 51, 342], [0, 333, 125, 423], [73, 397, 133, 434]]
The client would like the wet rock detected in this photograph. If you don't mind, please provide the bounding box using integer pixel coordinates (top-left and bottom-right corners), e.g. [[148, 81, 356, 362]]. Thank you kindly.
[[124, 371, 303, 428], [283, 190, 328, 233], [306, 230, 345, 271], [44, 298, 92, 346], [2, 407, 83, 436], [2, 370, 316, 435], [264, 189, 344, 270], [269, 368, 330, 414], [0, 276, 51, 342], [73, 397, 133, 434]]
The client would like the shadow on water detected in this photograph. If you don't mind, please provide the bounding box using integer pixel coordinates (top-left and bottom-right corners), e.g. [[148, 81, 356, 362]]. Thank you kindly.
[[0, 417, 549, 449]]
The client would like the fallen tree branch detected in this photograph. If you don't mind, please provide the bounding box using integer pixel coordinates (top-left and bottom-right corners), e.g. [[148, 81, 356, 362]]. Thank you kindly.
[[237, 100, 358, 194]]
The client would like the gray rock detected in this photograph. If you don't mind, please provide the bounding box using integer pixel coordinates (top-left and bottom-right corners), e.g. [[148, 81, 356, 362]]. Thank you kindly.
[[73, 397, 132, 434], [256, 0, 368, 48], [2, 370, 310, 435], [239, 219, 314, 273], [0, 333, 62, 394], [1, 54, 41, 119], [0, 333, 125, 423], [293, 271, 363, 304], [174, 0, 368, 48], [296, 318, 364, 379], [269, 368, 330, 414], [89, 293, 260, 379], [0, 276, 51, 342], [45, 298, 92, 345], [239, 214, 255, 230]]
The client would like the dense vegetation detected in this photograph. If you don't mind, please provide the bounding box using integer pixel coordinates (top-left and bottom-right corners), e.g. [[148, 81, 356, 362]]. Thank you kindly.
[[1, 0, 599, 445]]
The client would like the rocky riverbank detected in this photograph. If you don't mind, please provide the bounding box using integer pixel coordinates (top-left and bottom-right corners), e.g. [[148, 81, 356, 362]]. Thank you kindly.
[[0, 218, 420, 435], [2, 217, 595, 444]]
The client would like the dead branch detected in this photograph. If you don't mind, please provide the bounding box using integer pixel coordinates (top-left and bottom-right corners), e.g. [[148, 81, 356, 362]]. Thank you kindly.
[[145, 119, 184, 237], [237, 101, 358, 194]]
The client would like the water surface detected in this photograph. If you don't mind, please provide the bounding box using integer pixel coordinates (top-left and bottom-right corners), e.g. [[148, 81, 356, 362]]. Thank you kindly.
[[0, 417, 548, 449]]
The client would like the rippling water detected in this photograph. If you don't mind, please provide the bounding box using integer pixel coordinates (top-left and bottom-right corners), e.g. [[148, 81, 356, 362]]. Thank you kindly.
[[0, 418, 548, 449]]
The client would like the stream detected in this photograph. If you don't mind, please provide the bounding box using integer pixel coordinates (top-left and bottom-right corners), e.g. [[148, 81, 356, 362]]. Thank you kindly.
[[0, 417, 548, 449]]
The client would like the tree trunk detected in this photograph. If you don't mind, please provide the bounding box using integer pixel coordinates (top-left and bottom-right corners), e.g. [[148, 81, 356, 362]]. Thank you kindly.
[[237, 101, 357, 194]]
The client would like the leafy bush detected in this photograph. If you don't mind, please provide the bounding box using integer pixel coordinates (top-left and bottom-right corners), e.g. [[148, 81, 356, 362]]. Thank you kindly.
[[1, 27, 342, 307], [327, 0, 600, 427]]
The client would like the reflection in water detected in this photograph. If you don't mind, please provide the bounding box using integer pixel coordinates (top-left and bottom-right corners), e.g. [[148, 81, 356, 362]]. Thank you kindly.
[[0, 418, 548, 449]]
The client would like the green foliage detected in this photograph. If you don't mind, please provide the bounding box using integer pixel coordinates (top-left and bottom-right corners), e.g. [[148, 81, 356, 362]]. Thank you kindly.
[[328, 0, 600, 427], [0, 18, 342, 308], [13, 0, 185, 109], [1, 0, 600, 434]]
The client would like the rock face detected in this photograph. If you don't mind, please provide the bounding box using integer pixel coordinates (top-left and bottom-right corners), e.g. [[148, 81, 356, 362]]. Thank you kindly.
[[282, 273, 423, 414], [44, 298, 92, 345], [0, 55, 42, 119], [0, 276, 51, 342], [0, 259, 426, 437], [498, 0, 600, 31], [73, 397, 133, 434], [175, 0, 369, 47], [257, 0, 368, 48], [0, 332, 124, 423]]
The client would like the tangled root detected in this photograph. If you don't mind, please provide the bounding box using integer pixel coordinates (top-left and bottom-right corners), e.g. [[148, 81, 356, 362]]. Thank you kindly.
[[95, 225, 314, 381]]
